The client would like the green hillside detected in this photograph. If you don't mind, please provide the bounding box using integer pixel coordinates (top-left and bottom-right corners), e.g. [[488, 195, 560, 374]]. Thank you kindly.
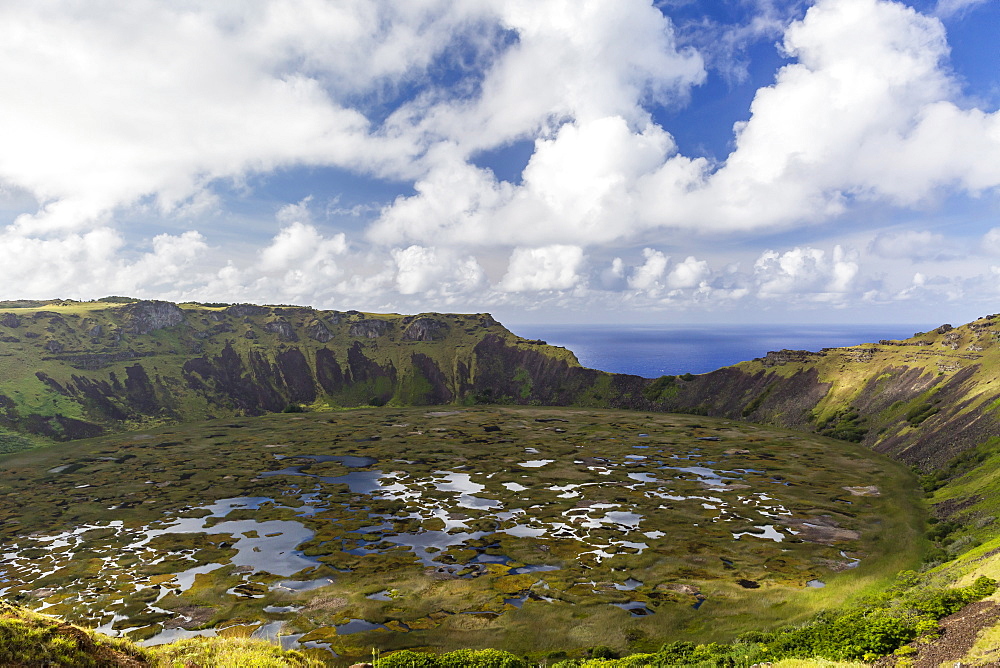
[[0, 298, 597, 448], [4, 301, 1000, 664]]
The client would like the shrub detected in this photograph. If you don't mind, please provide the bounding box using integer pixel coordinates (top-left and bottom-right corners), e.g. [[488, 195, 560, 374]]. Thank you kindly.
[[589, 646, 618, 659], [439, 648, 527, 668], [375, 649, 440, 668]]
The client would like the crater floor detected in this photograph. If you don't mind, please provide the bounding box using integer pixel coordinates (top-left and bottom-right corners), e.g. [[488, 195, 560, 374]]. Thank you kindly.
[[0, 407, 924, 662]]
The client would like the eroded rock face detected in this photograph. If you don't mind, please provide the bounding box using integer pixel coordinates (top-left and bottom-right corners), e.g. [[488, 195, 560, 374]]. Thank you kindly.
[[225, 304, 270, 317], [263, 319, 298, 342], [402, 317, 448, 342], [349, 319, 391, 339], [0, 313, 21, 328], [756, 350, 825, 367], [122, 301, 185, 335], [306, 319, 334, 343]]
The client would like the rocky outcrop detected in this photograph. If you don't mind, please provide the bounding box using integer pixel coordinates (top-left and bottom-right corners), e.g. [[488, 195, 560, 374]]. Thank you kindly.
[[1, 313, 21, 328], [349, 319, 391, 339], [756, 349, 825, 367], [402, 317, 448, 342], [306, 319, 334, 343], [122, 300, 185, 335], [263, 318, 298, 342], [225, 304, 270, 317]]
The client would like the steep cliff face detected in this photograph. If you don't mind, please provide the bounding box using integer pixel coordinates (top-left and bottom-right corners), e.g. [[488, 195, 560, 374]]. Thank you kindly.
[[0, 300, 620, 442], [651, 316, 1000, 469], [5, 298, 1000, 477]]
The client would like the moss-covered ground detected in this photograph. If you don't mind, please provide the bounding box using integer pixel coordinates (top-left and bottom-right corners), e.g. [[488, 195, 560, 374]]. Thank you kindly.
[[0, 407, 924, 664]]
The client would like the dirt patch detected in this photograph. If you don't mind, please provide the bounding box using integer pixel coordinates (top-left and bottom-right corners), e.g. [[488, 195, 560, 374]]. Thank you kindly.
[[878, 601, 1000, 667], [302, 594, 348, 613], [780, 517, 861, 544], [935, 494, 985, 519], [843, 485, 881, 497], [161, 605, 215, 630]]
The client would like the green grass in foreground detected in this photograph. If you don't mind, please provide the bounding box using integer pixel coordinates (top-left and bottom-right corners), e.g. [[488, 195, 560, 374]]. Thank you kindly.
[[0, 599, 322, 667]]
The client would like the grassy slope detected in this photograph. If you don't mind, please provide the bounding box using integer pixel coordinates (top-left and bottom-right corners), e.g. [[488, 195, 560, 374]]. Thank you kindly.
[[6, 302, 1000, 662], [0, 599, 321, 667], [663, 319, 993, 474]]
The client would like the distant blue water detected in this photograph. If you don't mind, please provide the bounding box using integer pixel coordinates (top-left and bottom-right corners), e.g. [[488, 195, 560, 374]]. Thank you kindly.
[[507, 324, 931, 379]]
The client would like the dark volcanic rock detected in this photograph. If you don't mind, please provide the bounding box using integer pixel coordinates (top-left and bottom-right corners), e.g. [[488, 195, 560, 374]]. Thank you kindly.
[[402, 317, 449, 342], [0, 313, 21, 328], [470, 334, 650, 410], [48, 350, 152, 371], [182, 343, 286, 414], [306, 319, 334, 343], [408, 353, 453, 404], [347, 342, 396, 403], [124, 364, 160, 415], [349, 319, 391, 339], [122, 300, 185, 335], [44, 339, 64, 354], [315, 349, 347, 394], [277, 349, 316, 403], [225, 304, 270, 317], [756, 349, 825, 367], [263, 318, 298, 342]]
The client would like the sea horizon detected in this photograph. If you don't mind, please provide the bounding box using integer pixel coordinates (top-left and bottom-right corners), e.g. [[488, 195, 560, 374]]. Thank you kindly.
[[506, 322, 936, 379]]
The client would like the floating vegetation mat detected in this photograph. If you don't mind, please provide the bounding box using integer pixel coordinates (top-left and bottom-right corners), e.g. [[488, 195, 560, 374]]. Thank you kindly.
[[0, 407, 923, 661]]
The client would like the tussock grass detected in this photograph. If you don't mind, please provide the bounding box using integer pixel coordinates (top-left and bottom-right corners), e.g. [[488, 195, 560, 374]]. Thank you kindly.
[[147, 637, 324, 667]]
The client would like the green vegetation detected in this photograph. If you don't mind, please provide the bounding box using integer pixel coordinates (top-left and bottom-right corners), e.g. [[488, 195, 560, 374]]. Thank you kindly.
[[815, 409, 866, 443], [549, 573, 999, 665], [149, 637, 322, 667], [642, 376, 676, 402], [376, 648, 527, 667], [0, 599, 323, 667], [0, 407, 923, 664], [5, 302, 1000, 663], [0, 600, 150, 667]]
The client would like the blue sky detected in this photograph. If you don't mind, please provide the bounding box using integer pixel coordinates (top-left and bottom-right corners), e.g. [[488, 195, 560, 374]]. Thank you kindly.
[[0, 0, 998, 326]]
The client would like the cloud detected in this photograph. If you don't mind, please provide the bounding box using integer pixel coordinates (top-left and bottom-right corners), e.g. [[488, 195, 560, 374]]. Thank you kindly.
[[376, 0, 1000, 246], [500, 245, 586, 292], [933, 0, 990, 18], [983, 228, 1000, 256], [0, 1, 506, 234], [259, 222, 347, 276], [391, 245, 485, 297], [869, 230, 959, 261], [753, 245, 859, 301], [629, 248, 671, 292], [0, 227, 209, 299], [670, 0, 801, 85], [0, 0, 998, 320], [666, 255, 710, 289]]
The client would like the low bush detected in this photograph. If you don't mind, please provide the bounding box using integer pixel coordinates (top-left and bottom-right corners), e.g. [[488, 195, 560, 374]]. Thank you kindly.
[[377, 648, 527, 668]]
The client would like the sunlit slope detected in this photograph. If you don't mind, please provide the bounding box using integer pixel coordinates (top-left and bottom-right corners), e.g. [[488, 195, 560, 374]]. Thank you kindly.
[[652, 316, 1000, 469], [0, 298, 606, 446]]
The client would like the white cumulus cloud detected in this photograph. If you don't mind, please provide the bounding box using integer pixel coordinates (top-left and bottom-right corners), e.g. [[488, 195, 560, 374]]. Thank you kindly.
[[392, 245, 486, 297], [754, 245, 859, 301], [500, 245, 586, 292]]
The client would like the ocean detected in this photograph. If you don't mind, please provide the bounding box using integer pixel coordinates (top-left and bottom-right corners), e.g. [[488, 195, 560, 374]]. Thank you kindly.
[[506, 323, 932, 379]]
